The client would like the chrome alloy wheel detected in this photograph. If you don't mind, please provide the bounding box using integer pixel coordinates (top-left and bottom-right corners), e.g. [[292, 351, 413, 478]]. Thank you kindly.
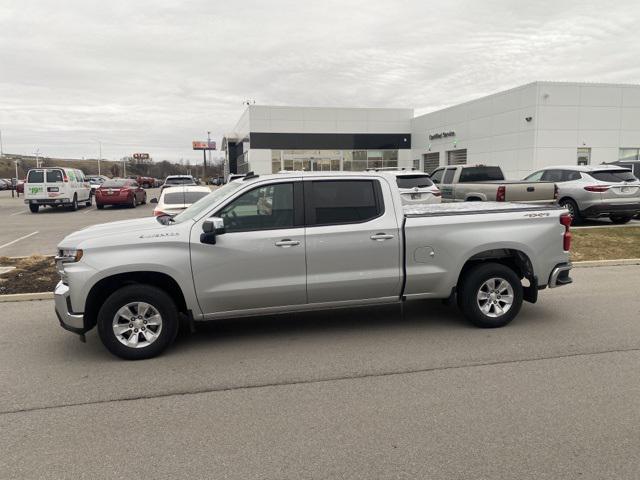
[[112, 302, 163, 348], [476, 277, 514, 318]]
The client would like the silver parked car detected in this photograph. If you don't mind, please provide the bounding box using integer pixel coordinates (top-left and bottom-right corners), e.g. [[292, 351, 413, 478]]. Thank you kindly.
[[523, 165, 640, 224]]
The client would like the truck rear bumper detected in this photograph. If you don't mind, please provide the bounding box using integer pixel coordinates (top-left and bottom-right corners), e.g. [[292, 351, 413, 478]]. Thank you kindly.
[[54, 281, 87, 334], [548, 263, 573, 288], [25, 198, 71, 205]]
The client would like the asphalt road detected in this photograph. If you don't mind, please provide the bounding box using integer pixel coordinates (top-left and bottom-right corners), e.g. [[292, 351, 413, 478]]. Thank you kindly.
[[1, 265, 639, 479], [0, 188, 162, 257]]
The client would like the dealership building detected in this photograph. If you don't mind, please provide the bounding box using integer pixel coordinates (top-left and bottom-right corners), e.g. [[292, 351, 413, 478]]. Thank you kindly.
[[222, 81, 640, 179]]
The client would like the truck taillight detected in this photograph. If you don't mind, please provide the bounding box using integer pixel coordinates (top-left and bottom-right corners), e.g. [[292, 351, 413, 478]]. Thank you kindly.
[[554, 184, 558, 201], [154, 210, 168, 217], [496, 185, 506, 202], [583, 185, 609, 192], [560, 213, 572, 251], [433, 190, 442, 197], [63, 174, 69, 182]]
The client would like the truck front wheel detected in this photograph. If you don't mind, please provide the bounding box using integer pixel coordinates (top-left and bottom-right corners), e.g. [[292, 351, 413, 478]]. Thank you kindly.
[[97, 284, 179, 360], [458, 263, 523, 328]]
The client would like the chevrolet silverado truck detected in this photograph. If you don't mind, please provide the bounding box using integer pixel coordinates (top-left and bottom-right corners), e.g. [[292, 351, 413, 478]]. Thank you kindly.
[[430, 165, 557, 203], [55, 172, 573, 360]]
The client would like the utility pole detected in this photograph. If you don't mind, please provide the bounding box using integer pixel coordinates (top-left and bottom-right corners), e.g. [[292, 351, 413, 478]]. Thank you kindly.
[[0, 129, 4, 157], [34, 148, 40, 168], [98, 142, 102, 176]]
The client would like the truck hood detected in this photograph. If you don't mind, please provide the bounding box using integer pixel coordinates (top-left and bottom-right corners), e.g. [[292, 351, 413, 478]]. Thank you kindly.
[[60, 217, 172, 247]]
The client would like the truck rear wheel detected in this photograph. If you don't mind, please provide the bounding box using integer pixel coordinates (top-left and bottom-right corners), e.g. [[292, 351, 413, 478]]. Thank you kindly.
[[97, 285, 179, 360], [458, 262, 523, 328], [29, 204, 39, 213]]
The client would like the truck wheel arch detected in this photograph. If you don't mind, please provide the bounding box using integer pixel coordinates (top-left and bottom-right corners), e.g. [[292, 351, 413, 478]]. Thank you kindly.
[[83, 272, 189, 330], [457, 249, 537, 303]]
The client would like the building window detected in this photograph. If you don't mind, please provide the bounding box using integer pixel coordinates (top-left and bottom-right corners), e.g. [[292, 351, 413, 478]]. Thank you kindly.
[[271, 150, 282, 173], [447, 149, 467, 166], [423, 152, 440, 173], [620, 148, 640, 161], [577, 147, 591, 166], [382, 150, 398, 169], [413, 159, 421, 170]]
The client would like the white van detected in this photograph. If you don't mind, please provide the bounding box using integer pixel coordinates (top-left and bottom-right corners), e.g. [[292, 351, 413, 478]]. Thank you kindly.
[[24, 167, 92, 213]]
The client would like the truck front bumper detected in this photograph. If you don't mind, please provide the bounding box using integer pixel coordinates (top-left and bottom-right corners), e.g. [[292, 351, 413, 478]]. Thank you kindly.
[[54, 281, 87, 334], [548, 263, 573, 288]]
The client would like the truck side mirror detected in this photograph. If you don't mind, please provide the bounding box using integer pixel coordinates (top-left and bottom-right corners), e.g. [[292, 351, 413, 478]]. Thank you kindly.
[[200, 217, 225, 245]]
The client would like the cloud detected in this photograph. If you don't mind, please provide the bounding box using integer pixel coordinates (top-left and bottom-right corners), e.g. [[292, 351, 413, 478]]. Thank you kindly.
[[0, 0, 638, 161]]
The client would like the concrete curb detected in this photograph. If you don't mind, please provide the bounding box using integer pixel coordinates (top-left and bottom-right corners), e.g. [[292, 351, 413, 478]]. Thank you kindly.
[[572, 258, 640, 268], [0, 292, 53, 302]]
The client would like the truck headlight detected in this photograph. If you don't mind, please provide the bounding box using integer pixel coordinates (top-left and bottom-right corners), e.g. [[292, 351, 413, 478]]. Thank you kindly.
[[55, 249, 83, 283]]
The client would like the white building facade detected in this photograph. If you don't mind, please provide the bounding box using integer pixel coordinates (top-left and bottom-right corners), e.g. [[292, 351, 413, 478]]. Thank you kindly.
[[223, 82, 640, 179], [222, 106, 414, 175]]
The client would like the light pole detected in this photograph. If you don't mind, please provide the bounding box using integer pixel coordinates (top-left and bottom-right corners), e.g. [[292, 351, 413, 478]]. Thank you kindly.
[[98, 142, 102, 176], [0, 129, 4, 157], [34, 148, 40, 168]]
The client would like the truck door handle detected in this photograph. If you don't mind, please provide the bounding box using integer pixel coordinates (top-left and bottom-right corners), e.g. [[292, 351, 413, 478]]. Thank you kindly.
[[370, 233, 394, 241], [527, 186, 535, 192], [275, 239, 300, 247]]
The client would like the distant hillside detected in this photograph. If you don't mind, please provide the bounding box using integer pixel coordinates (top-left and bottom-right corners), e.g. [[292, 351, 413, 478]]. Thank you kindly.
[[0, 153, 222, 179]]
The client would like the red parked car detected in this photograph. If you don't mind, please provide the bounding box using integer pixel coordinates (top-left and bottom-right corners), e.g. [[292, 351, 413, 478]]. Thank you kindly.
[[95, 179, 147, 209]]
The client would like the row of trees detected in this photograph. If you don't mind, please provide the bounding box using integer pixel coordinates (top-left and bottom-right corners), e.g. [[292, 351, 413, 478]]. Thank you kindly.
[[0, 154, 224, 180]]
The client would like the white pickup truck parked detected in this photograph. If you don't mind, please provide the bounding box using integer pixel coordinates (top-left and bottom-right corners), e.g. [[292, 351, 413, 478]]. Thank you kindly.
[[54, 172, 573, 359], [430, 165, 557, 203]]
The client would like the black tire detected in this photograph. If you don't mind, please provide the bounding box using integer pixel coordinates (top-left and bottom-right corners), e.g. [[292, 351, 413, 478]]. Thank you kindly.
[[96, 203, 104, 210], [142, 194, 147, 205], [458, 262, 523, 328], [85, 194, 92, 207], [70, 194, 78, 211], [610, 215, 632, 224], [559, 198, 582, 224], [130, 195, 136, 208], [29, 204, 39, 213], [97, 284, 179, 360]]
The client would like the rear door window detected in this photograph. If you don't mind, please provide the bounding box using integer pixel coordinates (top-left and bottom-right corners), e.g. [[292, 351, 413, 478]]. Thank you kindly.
[[27, 170, 44, 183], [305, 180, 382, 226], [442, 169, 456, 184], [46, 170, 64, 182], [458, 167, 504, 182], [588, 170, 637, 182]]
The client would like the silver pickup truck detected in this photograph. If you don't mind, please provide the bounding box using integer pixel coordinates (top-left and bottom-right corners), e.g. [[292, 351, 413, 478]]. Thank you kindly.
[[54, 172, 573, 359], [431, 165, 557, 203]]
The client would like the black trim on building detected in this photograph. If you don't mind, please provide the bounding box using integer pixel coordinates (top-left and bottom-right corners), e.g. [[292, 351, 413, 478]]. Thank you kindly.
[[250, 132, 411, 150]]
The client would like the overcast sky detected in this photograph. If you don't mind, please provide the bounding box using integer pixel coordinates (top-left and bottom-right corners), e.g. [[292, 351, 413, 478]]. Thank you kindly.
[[1, 0, 639, 162]]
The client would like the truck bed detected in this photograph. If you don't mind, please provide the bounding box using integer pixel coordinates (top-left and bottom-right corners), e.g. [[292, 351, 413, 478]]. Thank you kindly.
[[404, 201, 563, 217]]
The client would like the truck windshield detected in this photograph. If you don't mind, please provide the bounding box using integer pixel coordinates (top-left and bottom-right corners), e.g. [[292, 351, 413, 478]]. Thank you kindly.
[[459, 167, 504, 182], [171, 182, 243, 224], [396, 175, 434, 188]]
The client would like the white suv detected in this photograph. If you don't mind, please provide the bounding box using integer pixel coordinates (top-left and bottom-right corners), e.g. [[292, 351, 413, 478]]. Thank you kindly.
[[375, 170, 441, 205], [24, 167, 92, 213]]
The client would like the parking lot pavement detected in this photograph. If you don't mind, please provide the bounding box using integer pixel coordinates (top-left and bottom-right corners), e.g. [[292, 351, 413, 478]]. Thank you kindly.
[[1, 265, 639, 478], [0, 189, 161, 256]]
